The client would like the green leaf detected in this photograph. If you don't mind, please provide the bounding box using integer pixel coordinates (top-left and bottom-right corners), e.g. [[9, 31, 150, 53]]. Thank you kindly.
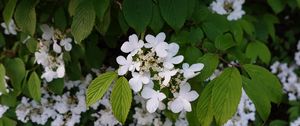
[[4, 58, 26, 92], [54, 7, 67, 30], [184, 46, 202, 64], [71, 1, 96, 43], [2, 0, 17, 26], [95, 8, 111, 36], [0, 33, 5, 47], [212, 67, 242, 125], [245, 41, 271, 64], [93, 0, 110, 21], [243, 64, 283, 103], [269, 120, 288, 126], [86, 71, 117, 106], [197, 83, 214, 126], [122, 0, 152, 33], [118, 11, 129, 34], [110, 77, 132, 124], [196, 53, 219, 81], [68, 0, 83, 16], [48, 78, 64, 95], [0, 64, 8, 94], [158, 0, 188, 31], [243, 76, 271, 121], [267, 0, 285, 14], [238, 19, 254, 36], [0, 117, 17, 126], [14, 0, 37, 36], [25, 37, 37, 53], [149, 4, 164, 33], [215, 33, 235, 51], [28, 71, 41, 101]]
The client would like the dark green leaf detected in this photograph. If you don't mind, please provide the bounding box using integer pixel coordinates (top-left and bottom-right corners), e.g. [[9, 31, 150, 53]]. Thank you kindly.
[[71, 1, 96, 43], [267, 0, 285, 14], [4, 58, 26, 92], [158, 0, 188, 31], [122, 0, 152, 33], [48, 78, 64, 95], [0, 64, 8, 94], [3, 0, 17, 26], [245, 41, 271, 64], [14, 0, 37, 36], [149, 4, 164, 33], [215, 33, 235, 51]]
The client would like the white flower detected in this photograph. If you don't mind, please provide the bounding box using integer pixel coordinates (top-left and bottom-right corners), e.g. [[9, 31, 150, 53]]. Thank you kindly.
[[60, 38, 73, 51], [121, 34, 144, 55], [169, 83, 199, 113], [158, 69, 178, 86], [56, 63, 65, 78], [129, 72, 150, 92], [141, 87, 166, 113], [163, 43, 184, 69], [1, 20, 17, 35], [145, 32, 169, 58], [182, 63, 204, 79], [0, 105, 9, 118], [116, 55, 140, 75], [41, 67, 57, 82], [40, 24, 54, 41], [53, 40, 62, 54], [35, 50, 49, 66], [210, 0, 245, 21]]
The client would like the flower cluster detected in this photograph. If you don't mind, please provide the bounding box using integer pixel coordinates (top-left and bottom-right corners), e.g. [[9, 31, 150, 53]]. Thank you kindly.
[[34, 24, 73, 82], [15, 70, 120, 126], [210, 0, 245, 21], [116, 32, 203, 113], [224, 89, 256, 126], [1, 19, 17, 35]]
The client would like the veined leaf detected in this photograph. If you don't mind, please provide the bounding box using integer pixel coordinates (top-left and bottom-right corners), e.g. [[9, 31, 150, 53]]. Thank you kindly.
[[0, 64, 8, 94], [28, 71, 41, 101], [245, 41, 271, 64], [110, 77, 132, 124], [3, 0, 17, 26], [86, 71, 117, 106], [197, 83, 214, 126], [4, 58, 26, 92], [196, 53, 219, 81], [71, 1, 96, 43], [14, 0, 37, 36]]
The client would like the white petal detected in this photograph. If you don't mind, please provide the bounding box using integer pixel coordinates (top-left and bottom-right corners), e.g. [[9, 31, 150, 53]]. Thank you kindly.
[[163, 62, 174, 69], [168, 43, 179, 56], [157, 92, 166, 101], [128, 34, 138, 43], [170, 98, 183, 113], [182, 99, 192, 112], [53, 42, 62, 53], [64, 43, 72, 51], [145, 35, 156, 45], [129, 78, 142, 92], [170, 55, 184, 64], [120, 42, 133, 53], [56, 65, 65, 78], [116, 56, 127, 65], [156, 32, 166, 42], [155, 42, 168, 57], [182, 63, 189, 70], [146, 98, 159, 113], [141, 87, 155, 99], [190, 63, 204, 72], [180, 83, 191, 94], [118, 66, 128, 75], [183, 91, 199, 101]]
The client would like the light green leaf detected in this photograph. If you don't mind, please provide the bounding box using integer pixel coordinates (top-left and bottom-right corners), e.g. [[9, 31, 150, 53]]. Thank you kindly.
[[71, 1, 96, 43], [4, 58, 26, 92], [243, 64, 283, 103], [14, 0, 37, 36], [0, 117, 17, 126], [86, 71, 117, 106], [245, 41, 271, 64], [122, 0, 152, 33], [149, 4, 164, 34], [243, 76, 271, 121], [197, 83, 214, 126], [158, 0, 188, 31], [212, 67, 242, 125], [267, 0, 285, 14], [25, 38, 38, 53], [110, 77, 132, 124], [0, 64, 8, 94], [215, 33, 235, 51], [28, 71, 41, 101], [196, 53, 219, 81], [3, 0, 17, 26]]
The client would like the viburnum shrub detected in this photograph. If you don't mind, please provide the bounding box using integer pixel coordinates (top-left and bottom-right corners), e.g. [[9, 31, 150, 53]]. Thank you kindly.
[[0, 0, 300, 125]]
